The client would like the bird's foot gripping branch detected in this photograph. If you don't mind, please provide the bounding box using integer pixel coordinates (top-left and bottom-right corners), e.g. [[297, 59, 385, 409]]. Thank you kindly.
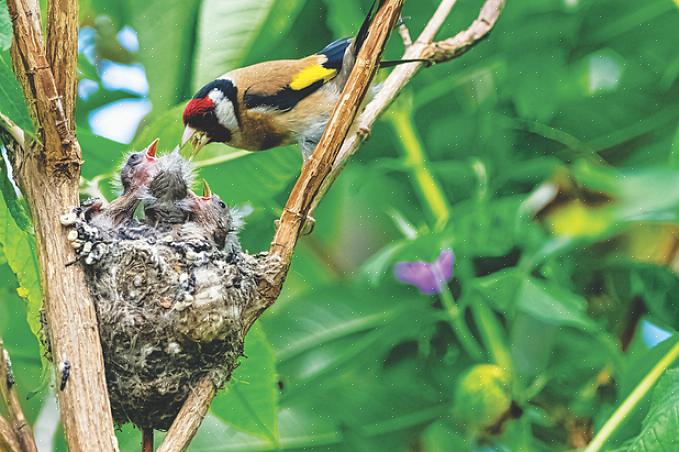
[[58, 147, 281, 430]]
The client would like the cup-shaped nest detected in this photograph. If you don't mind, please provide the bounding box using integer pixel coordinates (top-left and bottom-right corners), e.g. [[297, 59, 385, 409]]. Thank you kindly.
[[61, 207, 279, 430]]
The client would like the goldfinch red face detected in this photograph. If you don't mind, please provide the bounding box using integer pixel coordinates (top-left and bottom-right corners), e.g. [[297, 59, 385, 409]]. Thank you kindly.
[[182, 79, 239, 149]]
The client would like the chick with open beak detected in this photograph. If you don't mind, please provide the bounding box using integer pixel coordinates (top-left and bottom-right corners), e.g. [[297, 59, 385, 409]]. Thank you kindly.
[[174, 180, 240, 254], [90, 138, 160, 232]]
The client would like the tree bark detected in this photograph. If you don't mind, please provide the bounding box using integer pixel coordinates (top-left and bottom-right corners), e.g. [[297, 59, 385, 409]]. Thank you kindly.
[[6, 0, 118, 449]]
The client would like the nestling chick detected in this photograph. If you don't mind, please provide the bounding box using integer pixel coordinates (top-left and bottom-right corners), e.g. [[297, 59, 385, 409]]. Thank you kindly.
[[90, 139, 159, 231], [143, 150, 195, 228], [182, 1, 422, 161], [180, 180, 242, 254]]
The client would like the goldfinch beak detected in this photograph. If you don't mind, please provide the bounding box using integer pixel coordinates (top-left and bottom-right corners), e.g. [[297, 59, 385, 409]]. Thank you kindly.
[[202, 180, 212, 198], [181, 126, 196, 146]]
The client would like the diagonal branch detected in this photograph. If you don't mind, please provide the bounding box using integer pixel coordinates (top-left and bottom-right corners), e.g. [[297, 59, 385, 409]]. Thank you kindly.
[[267, 0, 404, 266], [0, 341, 37, 452], [157, 2, 405, 451]]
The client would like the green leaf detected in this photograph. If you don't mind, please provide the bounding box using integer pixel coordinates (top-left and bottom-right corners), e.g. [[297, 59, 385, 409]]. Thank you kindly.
[[322, 0, 366, 37], [0, 263, 46, 423], [422, 421, 468, 451], [0, 0, 12, 51], [197, 148, 299, 209], [0, 187, 43, 354], [0, 150, 31, 233], [0, 52, 34, 133], [78, 127, 128, 180], [192, 0, 299, 90], [476, 271, 597, 332], [624, 368, 679, 452], [126, 0, 201, 110], [211, 324, 279, 444], [131, 102, 187, 151]]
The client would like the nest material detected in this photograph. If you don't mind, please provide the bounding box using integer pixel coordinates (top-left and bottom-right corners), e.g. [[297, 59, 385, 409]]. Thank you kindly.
[[60, 181, 281, 431]]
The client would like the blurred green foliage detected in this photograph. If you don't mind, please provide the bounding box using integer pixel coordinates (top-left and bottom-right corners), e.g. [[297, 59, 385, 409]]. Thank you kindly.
[[1, 0, 679, 450]]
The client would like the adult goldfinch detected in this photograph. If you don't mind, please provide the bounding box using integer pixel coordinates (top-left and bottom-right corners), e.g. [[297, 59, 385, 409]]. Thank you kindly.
[[182, 2, 418, 160]]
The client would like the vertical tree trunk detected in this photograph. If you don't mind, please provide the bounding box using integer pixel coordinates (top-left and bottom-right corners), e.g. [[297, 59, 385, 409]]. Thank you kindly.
[[6, 0, 118, 449]]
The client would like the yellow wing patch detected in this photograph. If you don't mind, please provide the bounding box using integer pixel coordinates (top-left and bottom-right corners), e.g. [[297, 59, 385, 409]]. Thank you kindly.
[[289, 65, 336, 91]]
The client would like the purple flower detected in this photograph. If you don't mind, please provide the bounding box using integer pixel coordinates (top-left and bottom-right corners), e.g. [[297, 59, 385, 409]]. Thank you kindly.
[[394, 249, 455, 295]]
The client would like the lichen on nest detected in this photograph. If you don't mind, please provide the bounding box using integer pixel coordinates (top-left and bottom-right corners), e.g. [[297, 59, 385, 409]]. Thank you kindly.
[[58, 143, 281, 430]]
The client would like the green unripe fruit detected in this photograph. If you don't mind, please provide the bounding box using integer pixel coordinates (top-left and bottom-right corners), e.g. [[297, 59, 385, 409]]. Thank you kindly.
[[453, 364, 512, 430]]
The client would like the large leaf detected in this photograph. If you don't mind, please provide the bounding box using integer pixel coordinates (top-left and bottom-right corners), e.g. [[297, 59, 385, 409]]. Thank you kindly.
[[192, 0, 305, 90], [624, 368, 679, 452], [514, 277, 597, 332], [473, 270, 597, 331], [0, 263, 46, 423], [210, 324, 279, 444], [78, 127, 128, 180], [0, 52, 34, 133], [0, 188, 43, 354], [127, 0, 201, 111]]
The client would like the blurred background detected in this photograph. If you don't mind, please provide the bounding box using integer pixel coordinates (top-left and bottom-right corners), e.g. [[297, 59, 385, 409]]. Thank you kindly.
[[1, 0, 679, 450]]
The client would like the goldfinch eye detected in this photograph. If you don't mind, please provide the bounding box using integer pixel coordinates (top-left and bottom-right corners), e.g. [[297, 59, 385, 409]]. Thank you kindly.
[[219, 201, 226, 209]]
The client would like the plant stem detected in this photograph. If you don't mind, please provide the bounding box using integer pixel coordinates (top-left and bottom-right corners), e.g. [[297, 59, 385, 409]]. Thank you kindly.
[[471, 299, 513, 373], [389, 107, 451, 231], [390, 106, 513, 368], [584, 339, 679, 452], [439, 286, 484, 360]]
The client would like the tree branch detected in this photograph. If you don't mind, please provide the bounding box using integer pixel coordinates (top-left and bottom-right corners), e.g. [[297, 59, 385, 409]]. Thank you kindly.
[[156, 380, 215, 452], [0, 415, 21, 452], [6, 0, 118, 450], [46, 0, 79, 123], [0, 341, 37, 452]]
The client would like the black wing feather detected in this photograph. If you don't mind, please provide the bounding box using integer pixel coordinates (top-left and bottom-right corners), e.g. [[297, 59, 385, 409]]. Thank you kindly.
[[244, 80, 325, 112]]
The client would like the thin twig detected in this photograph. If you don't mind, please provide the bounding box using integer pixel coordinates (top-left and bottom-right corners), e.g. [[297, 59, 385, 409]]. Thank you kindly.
[[0, 113, 26, 148], [142, 428, 154, 452], [0, 341, 37, 452], [398, 22, 413, 47]]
